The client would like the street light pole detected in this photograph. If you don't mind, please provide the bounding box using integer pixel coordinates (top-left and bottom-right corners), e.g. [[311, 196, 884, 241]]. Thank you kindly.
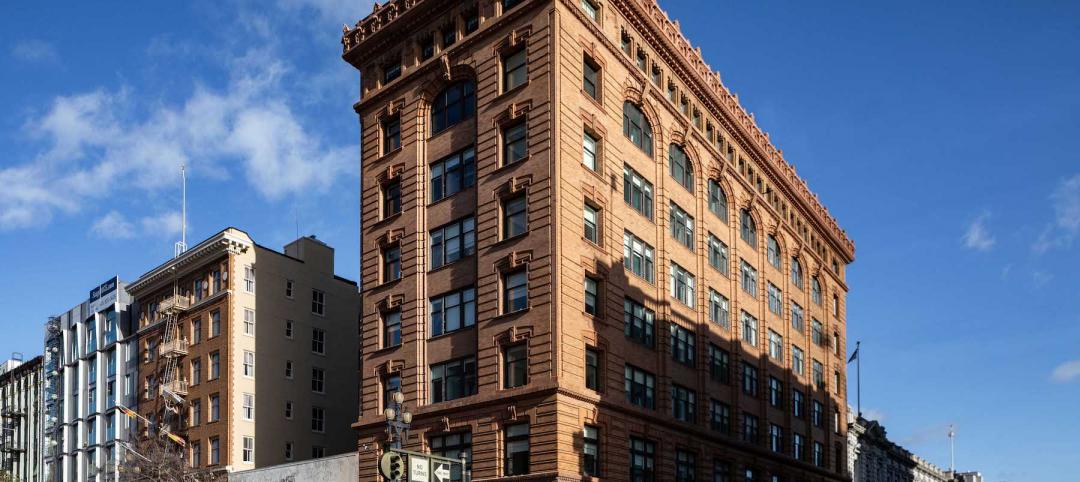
[[383, 391, 412, 450]]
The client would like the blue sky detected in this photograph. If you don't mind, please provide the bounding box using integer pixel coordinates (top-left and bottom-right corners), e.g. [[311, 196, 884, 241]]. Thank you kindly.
[[2, 1, 1078, 479]]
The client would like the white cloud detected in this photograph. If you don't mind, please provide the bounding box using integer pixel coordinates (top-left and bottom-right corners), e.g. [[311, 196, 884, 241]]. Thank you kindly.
[[90, 211, 136, 239], [1, 47, 356, 231], [1033, 174, 1080, 253], [141, 211, 184, 239], [1051, 360, 1080, 383], [11, 39, 59, 63], [962, 211, 995, 252]]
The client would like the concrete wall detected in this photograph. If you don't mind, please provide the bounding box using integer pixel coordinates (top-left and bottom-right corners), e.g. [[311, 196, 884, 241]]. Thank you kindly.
[[229, 452, 358, 482]]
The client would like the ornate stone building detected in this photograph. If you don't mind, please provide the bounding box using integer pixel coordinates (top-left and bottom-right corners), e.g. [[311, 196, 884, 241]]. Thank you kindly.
[[0, 355, 43, 482], [847, 414, 951, 482], [343, 0, 854, 480]]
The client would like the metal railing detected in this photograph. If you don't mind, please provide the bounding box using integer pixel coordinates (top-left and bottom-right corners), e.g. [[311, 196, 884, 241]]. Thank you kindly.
[[158, 338, 190, 357]]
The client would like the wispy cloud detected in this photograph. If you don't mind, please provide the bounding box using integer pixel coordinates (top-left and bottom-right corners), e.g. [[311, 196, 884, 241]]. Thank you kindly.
[[962, 211, 995, 252], [901, 422, 954, 447], [1, 47, 356, 231], [90, 210, 185, 240], [1051, 360, 1080, 383], [1031, 269, 1053, 287], [10, 39, 59, 63], [1033, 174, 1080, 253], [90, 211, 136, 239]]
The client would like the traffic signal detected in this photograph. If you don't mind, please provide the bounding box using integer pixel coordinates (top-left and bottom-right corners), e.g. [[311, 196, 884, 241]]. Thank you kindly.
[[379, 451, 405, 481]]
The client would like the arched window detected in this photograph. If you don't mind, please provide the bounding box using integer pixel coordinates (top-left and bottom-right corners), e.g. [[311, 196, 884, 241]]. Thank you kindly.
[[623, 101, 653, 155], [708, 180, 728, 222], [669, 144, 693, 190], [812, 277, 822, 305], [791, 257, 803, 288], [767, 235, 781, 269], [740, 209, 756, 248], [431, 81, 476, 134]]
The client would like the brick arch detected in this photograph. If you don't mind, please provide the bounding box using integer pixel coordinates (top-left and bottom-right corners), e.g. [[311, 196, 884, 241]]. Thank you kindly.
[[413, 57, 477, 104], [621, 87, 664, 142]]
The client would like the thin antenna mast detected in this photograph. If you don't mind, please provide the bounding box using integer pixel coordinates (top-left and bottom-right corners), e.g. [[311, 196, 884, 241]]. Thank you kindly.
[[174, 163, 188, 258], [948, 424, 955, 474]]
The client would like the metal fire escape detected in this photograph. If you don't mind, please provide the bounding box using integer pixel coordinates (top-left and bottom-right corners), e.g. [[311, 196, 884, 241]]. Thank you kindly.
[[1, 400, 25, 473], [43, 317, 63, 482], [154, 285, 190, 437]]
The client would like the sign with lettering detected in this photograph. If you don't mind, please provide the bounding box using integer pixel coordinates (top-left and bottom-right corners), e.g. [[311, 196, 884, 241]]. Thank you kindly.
[[88, 276, 120, 314], [409, 455, 429, 482]]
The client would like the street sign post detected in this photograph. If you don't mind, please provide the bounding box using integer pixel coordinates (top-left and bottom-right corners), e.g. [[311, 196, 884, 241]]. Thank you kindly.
[[378, 449, 467, 482]]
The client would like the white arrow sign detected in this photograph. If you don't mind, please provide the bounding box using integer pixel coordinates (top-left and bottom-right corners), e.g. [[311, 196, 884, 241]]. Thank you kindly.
[[432, 462, 451, 482]]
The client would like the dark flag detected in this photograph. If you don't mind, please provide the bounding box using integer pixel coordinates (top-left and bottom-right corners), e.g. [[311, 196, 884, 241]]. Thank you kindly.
[[847, 344, 859, 363]]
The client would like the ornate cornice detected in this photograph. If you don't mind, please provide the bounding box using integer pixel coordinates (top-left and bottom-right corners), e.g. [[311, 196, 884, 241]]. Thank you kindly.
[[126, 228, 252, 296], [613, 0, 855, 262]]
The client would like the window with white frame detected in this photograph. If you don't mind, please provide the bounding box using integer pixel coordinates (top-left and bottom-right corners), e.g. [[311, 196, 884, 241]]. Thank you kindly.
[[669, 202, 694, 249], [740, 259, 757, 297], [741, 311, 758, 346], [243, 309, 255, 335], [708, 289, 729, 329], [312, 328, 325, 354], [708, 234, 729, 275], [312, 289, 325, 315], [767, 283, 783, 315], [669, 262, 695, 307], [623, 231, 655, 282], [244, 265, 255, 293], [768, 330, 783, 361], [243, 351, 254, 377], [242, 393, 255, 421], [311, 367, 325, 393]]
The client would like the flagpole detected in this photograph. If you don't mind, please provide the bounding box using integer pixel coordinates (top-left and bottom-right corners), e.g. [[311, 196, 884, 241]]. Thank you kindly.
[[856, 340, 861, 417]]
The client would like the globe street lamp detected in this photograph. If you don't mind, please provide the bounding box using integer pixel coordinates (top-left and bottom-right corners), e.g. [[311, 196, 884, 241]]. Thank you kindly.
[[384, 391, 411, 449]]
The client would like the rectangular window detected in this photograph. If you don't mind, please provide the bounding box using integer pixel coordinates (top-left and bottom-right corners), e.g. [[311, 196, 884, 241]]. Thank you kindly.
[[768, 330, 783, 361], [430, 147, 477, 202], [191, 441, 201, 468], [311, 367, 325, 393], [285, 279, 294, 298], [583, 203, 600, 243], [464, 8, 479, 33], [583, 131, 599, 171], [793, 433, 805, 460], [312, 328, 325, 354], [623, 298, 655, 347], [812, 400, 824, 427], [671, 384, 696, 423], [190, 399, 201, 426], [430, 432, 472, 482], [209, 352, 220, 380], [707, 235, 729, 275], [431, 357, 477, 403], [503, 344, 528, 389], [812, 319, 825, 346], [630, 437, 655, 482], [504, 423, 530, 476], [813, 442, 824, 467], [210, 310, 221, 337], [243, 393, 255, 420], [285, 360, 293, 379], [441, 24, 456, 47], [669, 202, 694, 249], [791, 302, 805, 332], [382, 116, 401, 153], [382, 179, 402, 219], [813, 360, 825, 390], [502, 195, 528, 238], [768, 377, 783, 408], [243, 350, 255, 377], [383, 374, 401, 410], [585, 347, 601, 391], [670, 323, 695, 366], [210, 437, 220, 465], [430, 217, 477, 269], [741, 311, 758, 346], [583, 425, 600, 476], [383, 60, 401, 84], [502, 122, 528, 164], [676, 450, 696, 482], [636, 48, 647, 71], [740, 260, 757, 297], [192, 318, 202, 344], [708, 289, 729, 329], [708, 344, 730, 384], [742, 413, 759, 443], [243, 309, 255, 335], [244, 265, 255, 293], [651, 63, 661, 86], [502, 48, 528, 92], [584, 276, 600, 315], [285, 320, 294, 338], [191, 359, 201, 385], [623, 231, 655, 282], [793, 389, 805, 418], [623, 165, 654, 219], [767, 283, 783, 315], [669, 263, 695, 307], [209, 393, 220, 422], [430, 287, 477, 336], [769, 424, 783, 453], [709, 399, 731, 433], [767, 236, 781, 269], [502, 270, 529, 313], [792, 346, 805, 375], [285, 441, 294, 461], [383, 310, 402, 348], [312, 406, 325, 432], [420, 35, 435, 60], [382, 245, 401, 283], [581, 0, 599, 21], [582, 55, 600, 99], [714, 459, 731, 482], [708, 179, 728, 222], [624, 364, 655, 409], [741, 362, 758, 397], [285, 400, 294, 419]]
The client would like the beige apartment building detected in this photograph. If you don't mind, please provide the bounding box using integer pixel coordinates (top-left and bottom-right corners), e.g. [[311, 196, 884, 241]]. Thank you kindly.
[[128, 228, 359, 476], [343, 0, 854, 481]]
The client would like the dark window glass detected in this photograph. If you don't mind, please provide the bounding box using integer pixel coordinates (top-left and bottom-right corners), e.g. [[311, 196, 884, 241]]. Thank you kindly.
[[383, 61, 401, 83], [670, 323, 695, 366], [430, 147, 476, 202], [431, 82, 475, 134], [502, 195, 528, 238], [464, 9, 480, 34], [585, 347, 600, 391], [420, 36, 435, 60], [584, 204, 600, 243], [430, 217, 476, 269], [740, 209, 757, 248], [741, 362, 758, 397], [630, 437, 656, 482], [382, 245, 401, 282], [669, 144, 693, 189], [583, 426, 600, 476], [383, 310, 401, 348], [708, 344, 730, 384], [503, 48, 528, 91], [624, 364, 655, 409], [503, 344, 528, 388], [502, 122, 528, 164], [709, 400, 731, 433], [504, 423, 530, 475], [382, 180, 401, 219], [431, 357, 477, 403], [623, 165, 654, 219], [742, 413, 759, 443], [583, 56, 599, 99], [675, 450, 696, 482], [430, 287, 477, 336], [623, 102, 653, 155], [382, 116, 401, 153], [584, 276, 600, 315], [708, 180, 728, 222], [503, 270, 528, 313], [671, 384, 696, 423], [623, 298, 655, 347]]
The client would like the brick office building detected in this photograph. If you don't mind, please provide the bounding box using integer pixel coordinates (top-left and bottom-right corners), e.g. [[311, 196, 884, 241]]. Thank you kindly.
[[342, 0, 855, 481]]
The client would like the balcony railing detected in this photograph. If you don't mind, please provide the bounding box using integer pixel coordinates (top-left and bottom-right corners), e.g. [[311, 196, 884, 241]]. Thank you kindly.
[[161, 379, 189, 397], [158, 339, 189, 358]]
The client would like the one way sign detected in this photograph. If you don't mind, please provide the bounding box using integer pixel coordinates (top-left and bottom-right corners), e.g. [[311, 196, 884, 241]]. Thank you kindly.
[[431, 461, 451, 482]]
